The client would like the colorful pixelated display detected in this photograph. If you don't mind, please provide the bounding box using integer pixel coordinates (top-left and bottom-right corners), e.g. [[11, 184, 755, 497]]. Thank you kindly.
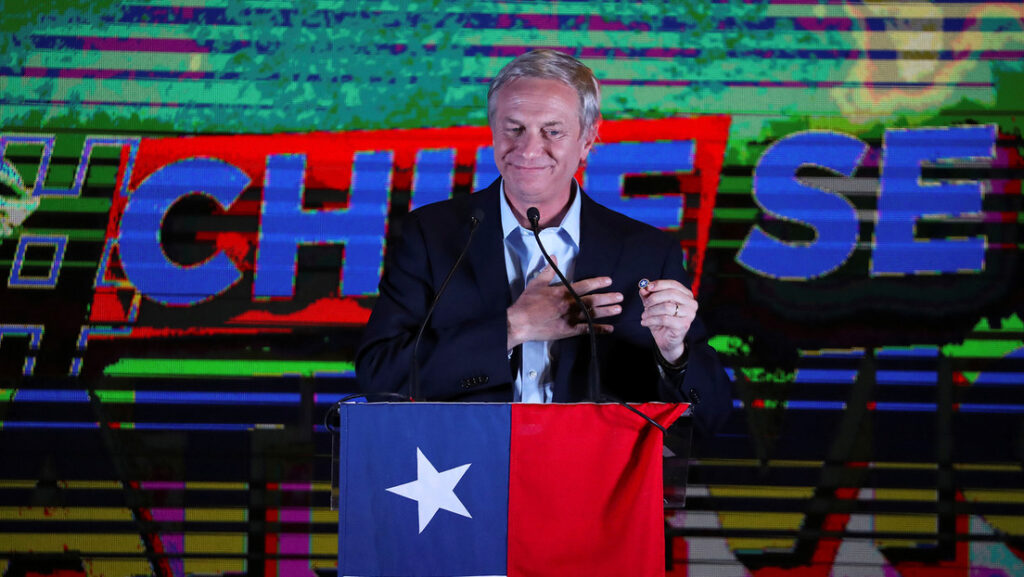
[[1, 1, 1023, 576]]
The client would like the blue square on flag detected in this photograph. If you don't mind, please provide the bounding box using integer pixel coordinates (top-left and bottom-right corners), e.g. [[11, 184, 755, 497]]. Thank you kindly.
[[338, 403, 511, 577]]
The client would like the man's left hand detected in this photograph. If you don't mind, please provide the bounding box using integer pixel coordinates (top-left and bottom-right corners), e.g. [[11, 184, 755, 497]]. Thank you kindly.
[[639, 279, 695, 365]]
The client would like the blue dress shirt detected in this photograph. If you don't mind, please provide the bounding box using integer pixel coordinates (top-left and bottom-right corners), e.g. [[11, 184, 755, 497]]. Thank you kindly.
[[500, 181, 583, 403]]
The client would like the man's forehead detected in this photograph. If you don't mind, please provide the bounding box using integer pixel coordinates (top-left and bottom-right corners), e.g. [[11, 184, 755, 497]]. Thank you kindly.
[[496, 77, 577, 101], [494, 81, 580, 122], [500, 115, 569, 126]]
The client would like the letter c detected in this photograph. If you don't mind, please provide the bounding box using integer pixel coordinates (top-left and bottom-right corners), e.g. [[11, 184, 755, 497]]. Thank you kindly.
[[119, 158, 250, 306]]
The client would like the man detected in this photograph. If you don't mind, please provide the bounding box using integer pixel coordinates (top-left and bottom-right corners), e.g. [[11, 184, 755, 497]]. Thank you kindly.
[[356, 50, 730, 434]]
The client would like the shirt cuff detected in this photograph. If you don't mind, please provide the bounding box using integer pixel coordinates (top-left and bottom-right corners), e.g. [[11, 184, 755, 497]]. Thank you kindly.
[[656, 348, 689, 373]]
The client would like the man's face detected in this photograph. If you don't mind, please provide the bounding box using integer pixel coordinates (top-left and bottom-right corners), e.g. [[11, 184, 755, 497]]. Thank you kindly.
[[490, 77, 595, 210]]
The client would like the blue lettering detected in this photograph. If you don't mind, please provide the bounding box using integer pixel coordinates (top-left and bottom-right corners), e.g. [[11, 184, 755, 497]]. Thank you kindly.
[[410, 148, 455, 210], [872, 126, 994, 275], [254, 152, 390, 298], [119, 158, 249, 306], [737, 131, 866, 280], [584, 141, 694, 229], [473, 146, 500, 190]]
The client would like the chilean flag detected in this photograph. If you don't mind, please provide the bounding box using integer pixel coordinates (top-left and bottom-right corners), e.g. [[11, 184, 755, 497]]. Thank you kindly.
[[336, 402, 687, 577]]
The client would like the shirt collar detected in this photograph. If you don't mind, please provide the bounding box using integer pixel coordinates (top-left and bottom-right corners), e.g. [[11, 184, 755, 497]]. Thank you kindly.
[[499, 179, 582, 248]]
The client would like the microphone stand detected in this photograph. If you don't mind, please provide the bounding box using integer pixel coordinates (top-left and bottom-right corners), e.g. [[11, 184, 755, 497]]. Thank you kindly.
[[526, 207, 602, 402], [409, 209, 485, 401]]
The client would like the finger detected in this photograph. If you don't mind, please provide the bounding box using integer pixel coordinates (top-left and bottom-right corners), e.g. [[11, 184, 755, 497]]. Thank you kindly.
[[642, 296, 695, 319], [575, 299, 622, 321], [526, 261, 558, 289], [641, 317, 692, 336], [640, 307, 693, 326], [643, 297, 697, 317], [571, 275, 614, 295], [640, 278, 691, 296], [573, 322, 615, 335], [568, 293, 620, 323], [582, 291, 623, 309], [641, 303, 697, 327], [641, 284, 694, 308]]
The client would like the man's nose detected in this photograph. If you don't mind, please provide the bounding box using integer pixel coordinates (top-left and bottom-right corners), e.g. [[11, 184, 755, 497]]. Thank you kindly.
[[519, 130, 544, 159]]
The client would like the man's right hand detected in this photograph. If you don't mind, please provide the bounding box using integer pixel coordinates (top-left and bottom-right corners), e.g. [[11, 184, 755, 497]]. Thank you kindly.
[[506, 258, 623, 350]]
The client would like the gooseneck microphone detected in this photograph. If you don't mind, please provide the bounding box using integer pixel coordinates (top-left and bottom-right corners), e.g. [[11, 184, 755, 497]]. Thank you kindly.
[[526, 207, 602, 402], [409, 208, 485, 401]]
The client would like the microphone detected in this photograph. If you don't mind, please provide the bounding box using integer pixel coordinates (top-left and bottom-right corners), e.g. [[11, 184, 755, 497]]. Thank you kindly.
[[526, 207, 602, 402], [409, 208, 485, 401]]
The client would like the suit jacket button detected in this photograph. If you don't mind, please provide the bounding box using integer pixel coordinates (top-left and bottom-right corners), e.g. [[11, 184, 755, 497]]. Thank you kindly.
[[688, 387, 702, 405]]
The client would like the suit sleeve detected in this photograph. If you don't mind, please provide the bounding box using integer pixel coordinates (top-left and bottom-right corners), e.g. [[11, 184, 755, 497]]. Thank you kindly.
[[654, 241, 733, 437], [355, 213, 513, 400]]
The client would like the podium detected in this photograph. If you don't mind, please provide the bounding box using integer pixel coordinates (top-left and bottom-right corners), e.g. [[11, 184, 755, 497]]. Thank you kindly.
[[334, 402, 690, 577]]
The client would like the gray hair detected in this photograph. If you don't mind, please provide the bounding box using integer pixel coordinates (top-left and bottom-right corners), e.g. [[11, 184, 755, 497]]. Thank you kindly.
[[487, 49, 601, 138]]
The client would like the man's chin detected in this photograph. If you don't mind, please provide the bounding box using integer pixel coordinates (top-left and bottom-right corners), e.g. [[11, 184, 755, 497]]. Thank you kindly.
[[504, 174, 560, 197], [505, 183, 552, 201]]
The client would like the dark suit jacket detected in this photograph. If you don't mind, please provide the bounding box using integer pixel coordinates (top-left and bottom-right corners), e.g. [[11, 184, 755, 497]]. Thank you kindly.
[[356, 179, 731, 434]]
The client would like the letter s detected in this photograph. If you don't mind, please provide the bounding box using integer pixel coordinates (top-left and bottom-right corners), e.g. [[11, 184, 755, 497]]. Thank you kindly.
[[737, 131, 867, 280]]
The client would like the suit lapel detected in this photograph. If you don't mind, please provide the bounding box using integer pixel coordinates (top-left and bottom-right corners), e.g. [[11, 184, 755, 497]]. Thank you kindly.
[[466, 180, 512, 312], [575, 193, 624, 280]]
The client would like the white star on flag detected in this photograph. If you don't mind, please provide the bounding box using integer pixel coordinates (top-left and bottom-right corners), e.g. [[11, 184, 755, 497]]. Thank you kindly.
[[386, 447, 472, 533]]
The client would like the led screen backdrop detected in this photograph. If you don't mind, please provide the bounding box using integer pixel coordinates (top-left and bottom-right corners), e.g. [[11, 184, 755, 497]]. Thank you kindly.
[[1, 1, 1023, 575]]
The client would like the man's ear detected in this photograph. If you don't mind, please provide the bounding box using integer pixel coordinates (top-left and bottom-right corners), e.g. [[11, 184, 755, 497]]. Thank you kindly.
[[580, 122, 599, 160]]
